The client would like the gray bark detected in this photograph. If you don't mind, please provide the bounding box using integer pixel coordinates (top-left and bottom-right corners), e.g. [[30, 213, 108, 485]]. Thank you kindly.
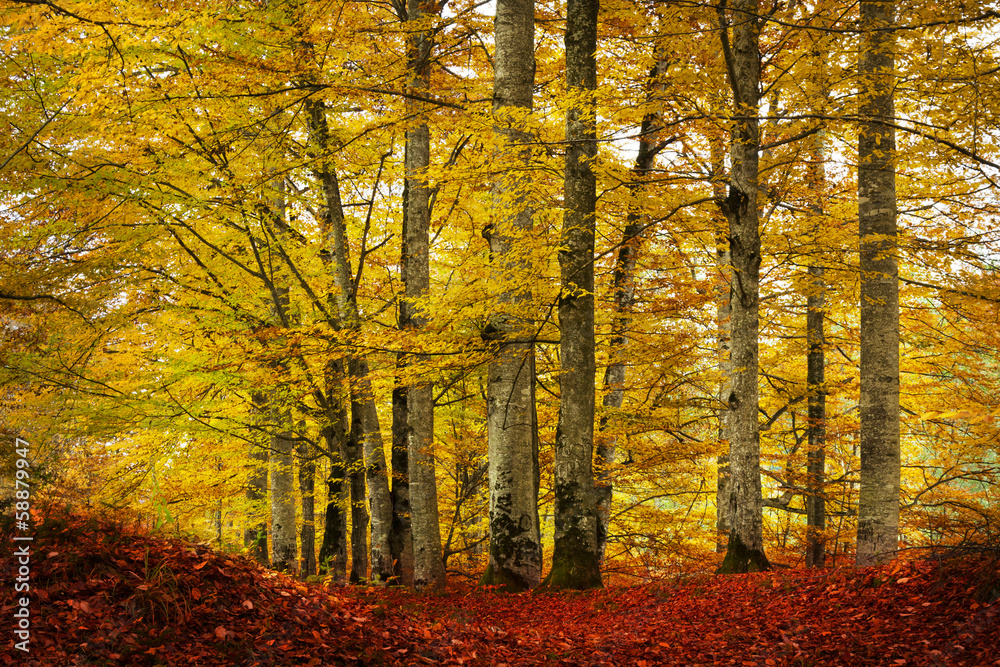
[[404, 0, 446, 590], [711, 134, 733, 554], [480, 0, 543, 593], [546, 0, 602, 590], [857, 0, 899, 567], [716, 0, 770, 573], [805, 41, 829, 569], [390, 8, 415, 593], [306, 99, 394, 581]]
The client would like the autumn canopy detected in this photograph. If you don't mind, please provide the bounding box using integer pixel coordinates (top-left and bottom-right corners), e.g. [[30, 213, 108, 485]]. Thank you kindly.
[[1, 0, 999, 591]]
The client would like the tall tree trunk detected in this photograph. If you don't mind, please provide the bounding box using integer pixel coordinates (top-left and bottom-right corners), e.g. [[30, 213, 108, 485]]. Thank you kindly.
[[804, 33, 829, 569], [716, 0, 770, 574], [595, 56, 669, 565], [710, 133, 733, 554], [403, 0, 446, 590], [390, 5, 416, 593], [479, 0, 543, 593], [546, 0, 602, 590], [258, 179, 298, 575], [298, 440, 317, 578], [856, 0, 899, 567], [306, 99, 394, 581]]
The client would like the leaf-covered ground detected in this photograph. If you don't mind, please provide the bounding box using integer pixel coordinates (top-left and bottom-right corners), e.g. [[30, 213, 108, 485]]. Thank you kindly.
[[2, 508, 998, 666]]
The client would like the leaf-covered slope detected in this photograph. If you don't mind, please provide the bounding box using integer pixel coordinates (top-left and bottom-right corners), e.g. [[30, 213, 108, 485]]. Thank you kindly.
[[2, 508, 997, 666]]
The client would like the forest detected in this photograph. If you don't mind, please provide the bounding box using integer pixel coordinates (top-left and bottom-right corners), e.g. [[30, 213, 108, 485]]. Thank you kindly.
[[2, 0, 999, 602]]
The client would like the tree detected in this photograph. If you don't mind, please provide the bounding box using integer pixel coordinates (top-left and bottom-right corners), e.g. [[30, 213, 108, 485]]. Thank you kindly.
[[716, 0, 771, 574], [856, 0, 899, 567], [404, 0, 447, 589], [480, 0, 543, 592], [595, 54, 670, 563], [546, 0, 602, 590], [804, 23, 831, 569]]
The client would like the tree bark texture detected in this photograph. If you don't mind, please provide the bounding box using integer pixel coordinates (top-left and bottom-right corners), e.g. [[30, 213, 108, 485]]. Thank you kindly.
[[717, 0, 770, 574], [480, 0, 543, 593], [856, 0, 899, 568], [404, 0, 446, 589], [547, 0, 602, 590], [805, 43, 829, 567], [710, 133, 733, 554]]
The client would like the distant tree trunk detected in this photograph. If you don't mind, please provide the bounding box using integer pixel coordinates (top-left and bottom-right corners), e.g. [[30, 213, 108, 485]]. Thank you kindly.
[[595, 56, 669, 565], [716, 0, 770, 574], [404, 0, 446, 590], [857, 0, 899, 568], [546, 0, 602, 591], [306, 99, 394, 581], [258, 179, 297, 575], [245, 435, 269, 566], [298, 440, 317, 578], [710, 133, 733, 554], [479, 0, 543, 593]]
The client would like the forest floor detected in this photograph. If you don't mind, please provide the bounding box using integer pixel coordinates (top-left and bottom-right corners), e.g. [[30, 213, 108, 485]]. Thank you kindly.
[[2, 506, 998, 666]]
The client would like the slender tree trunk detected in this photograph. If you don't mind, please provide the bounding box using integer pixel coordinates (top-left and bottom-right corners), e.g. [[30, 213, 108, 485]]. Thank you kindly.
[[710, 133, 733, 554], [546, 0, 602, 590], [804, 36, 829, 568], [716, 0, 770, 574], [403, 0, 446, 590], [298, 440, 317, 578], [595, 57, 669, 565], [856, 0, 899, 567], [306, 99, 394, 581], [480, 0, 543, 593]]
